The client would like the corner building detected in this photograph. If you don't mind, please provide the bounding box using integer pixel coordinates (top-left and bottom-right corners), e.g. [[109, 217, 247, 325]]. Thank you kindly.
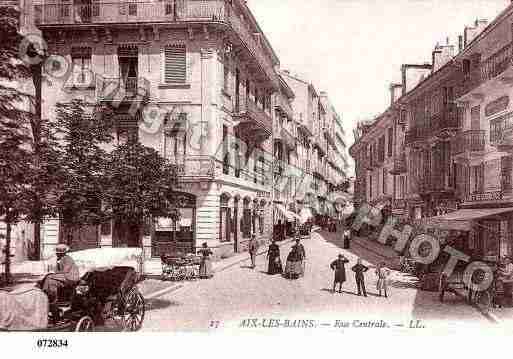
[[34, 0, 281, 258]]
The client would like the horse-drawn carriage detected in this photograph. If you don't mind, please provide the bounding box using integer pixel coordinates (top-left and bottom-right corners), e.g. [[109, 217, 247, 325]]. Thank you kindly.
[[0, 266, 145, 332]]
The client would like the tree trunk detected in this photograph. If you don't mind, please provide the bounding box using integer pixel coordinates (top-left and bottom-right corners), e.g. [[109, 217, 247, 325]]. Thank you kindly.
[[31, 63, 43, 261], [4, 221, 12, 285]]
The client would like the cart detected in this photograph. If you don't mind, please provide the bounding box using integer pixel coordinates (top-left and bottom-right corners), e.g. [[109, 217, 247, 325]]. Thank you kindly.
[[161, 254, 201, 281], [1, 266, 145, 332]]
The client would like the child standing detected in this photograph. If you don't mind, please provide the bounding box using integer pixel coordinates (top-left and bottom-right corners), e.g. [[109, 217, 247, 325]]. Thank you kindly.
[[375, 262, 391, 298]]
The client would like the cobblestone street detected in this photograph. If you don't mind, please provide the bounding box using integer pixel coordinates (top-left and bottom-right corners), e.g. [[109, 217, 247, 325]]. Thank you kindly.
[[142, 230, 490, 332]]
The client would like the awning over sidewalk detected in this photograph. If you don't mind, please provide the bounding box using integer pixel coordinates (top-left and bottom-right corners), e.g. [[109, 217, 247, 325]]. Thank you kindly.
[[276, 204, 300, 222], [421, 207, 513, 231]]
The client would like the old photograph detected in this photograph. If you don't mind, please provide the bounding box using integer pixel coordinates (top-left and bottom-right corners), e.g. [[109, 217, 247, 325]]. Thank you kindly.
[[1, 0, 513, 341]]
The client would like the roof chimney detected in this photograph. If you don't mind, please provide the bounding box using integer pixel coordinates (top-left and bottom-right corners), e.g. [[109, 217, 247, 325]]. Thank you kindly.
[[432, 39, 455, 72], [464, 18, 488, 47], [458, 35, 463, 52]]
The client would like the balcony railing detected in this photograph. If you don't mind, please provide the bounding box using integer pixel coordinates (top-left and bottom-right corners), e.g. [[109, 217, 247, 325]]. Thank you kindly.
[[390, 154, 407, 175], [275, 93, 294, 121], [452, 130, 485, 155], [233, 98, 272, 139], [481, 42, 513, 84], [36, 0, 278, 89], [459, 42, 513, 95], [35, 1, 226, 25], [466, 190, 504, 202], [431, 106, 463, 135], [96, 76, 150, 102], [280, 127, 296, 150], [171, 156, 216, 179]]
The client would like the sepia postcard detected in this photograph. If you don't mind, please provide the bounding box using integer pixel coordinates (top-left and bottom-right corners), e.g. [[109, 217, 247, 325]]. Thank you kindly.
[[2, 0, 513, 355]]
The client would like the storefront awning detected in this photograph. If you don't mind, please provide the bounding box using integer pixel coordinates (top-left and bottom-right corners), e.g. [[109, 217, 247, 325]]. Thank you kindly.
[[276, 204, 300, 222], [421, 207, 513, 231]]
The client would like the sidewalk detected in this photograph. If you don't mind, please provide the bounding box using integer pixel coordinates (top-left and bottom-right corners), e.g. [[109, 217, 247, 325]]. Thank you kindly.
[[3, 236, 297, 299]]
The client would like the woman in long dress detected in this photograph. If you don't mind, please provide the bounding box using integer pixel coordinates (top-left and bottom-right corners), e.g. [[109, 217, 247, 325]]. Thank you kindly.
[[198, 242, 213, 279], [266, 240, 283, 275], [284, 245, 302, 279]]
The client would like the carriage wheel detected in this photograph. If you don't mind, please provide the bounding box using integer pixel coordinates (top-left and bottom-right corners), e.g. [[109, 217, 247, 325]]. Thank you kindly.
[[75, 316, 95, 332], [118, 288, 145, 331]]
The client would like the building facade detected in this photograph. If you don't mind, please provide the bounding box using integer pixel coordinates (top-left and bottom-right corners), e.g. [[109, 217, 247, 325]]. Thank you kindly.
[[2, 0, 351, 260], [34, 0, 281, 258]]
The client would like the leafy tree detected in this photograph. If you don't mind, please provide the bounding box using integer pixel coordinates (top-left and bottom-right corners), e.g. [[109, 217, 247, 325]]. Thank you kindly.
[[104, 140, 179, 249], [0, 5, 34, 283], [54, 100, 114, 236]]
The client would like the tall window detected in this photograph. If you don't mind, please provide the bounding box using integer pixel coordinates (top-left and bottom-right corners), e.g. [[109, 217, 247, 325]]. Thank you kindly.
[[502, 156, 512, 193], [463, 59, 471, 76], [369, 175, 373, 200], [223, 55, 229, 92], [383, 169, 387, 195], [387, 127, 393, 157], [471, 106, 481, 130], [378, 136, 385, 163], [163, 45, 186, 84], [71, 47, 92, 87], [222, 125, 229, 175]]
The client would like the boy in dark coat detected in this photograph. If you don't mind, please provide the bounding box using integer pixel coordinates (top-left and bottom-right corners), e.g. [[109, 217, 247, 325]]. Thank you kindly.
[[351, 258, 369, 296], [330, 254, 349, 293]]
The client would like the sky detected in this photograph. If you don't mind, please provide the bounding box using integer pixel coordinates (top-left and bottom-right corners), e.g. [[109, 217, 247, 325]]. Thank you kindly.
[[249, 0, 510, 173]]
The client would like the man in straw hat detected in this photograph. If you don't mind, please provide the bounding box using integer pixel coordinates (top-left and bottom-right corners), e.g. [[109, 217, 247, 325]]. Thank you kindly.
[[40, 244, 79, 304]]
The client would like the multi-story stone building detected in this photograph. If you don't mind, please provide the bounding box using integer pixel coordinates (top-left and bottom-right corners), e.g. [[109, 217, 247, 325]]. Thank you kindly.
[[402, 41, 467, 219], [280, 71, 348, 221], [34, 0, 282, 258], [350, 67, 430, 219], [451, 8, 513, 258]]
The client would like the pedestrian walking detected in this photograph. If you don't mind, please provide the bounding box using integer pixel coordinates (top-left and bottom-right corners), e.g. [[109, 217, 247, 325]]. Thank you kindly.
[[293, 237, 306, 276], [375, 262, 391, 298], [197, 242, 213, 279], [330, 254, 349, 293], [248, 234, 259, 269], [351, 258, 369, 296], [266, 240, 283, 275], [343, 228, 350, 249]]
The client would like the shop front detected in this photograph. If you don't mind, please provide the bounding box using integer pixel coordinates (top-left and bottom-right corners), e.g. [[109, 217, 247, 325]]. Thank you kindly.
[[151, 192, 196, 258]]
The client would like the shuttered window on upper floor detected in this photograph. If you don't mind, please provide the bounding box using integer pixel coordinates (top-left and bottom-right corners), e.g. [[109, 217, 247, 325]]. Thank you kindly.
[[163, 45, 186, 84]]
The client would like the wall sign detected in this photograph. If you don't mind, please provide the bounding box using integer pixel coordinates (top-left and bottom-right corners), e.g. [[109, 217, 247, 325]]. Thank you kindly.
[[485, 96, 509, 117]]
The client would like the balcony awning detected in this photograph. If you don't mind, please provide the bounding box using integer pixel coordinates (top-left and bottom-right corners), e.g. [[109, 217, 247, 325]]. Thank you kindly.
[[421, 207, 513, 231]]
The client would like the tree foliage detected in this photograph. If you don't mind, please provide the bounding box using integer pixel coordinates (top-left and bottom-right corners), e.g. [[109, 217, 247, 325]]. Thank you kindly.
[[104, 140, 179, 228], [54, 99, 114, 227]]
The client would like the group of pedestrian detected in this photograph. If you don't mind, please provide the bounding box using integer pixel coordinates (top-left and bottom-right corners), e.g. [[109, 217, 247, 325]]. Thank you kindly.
[[330, 255, 390, 297], [255, 235, 307, 280]]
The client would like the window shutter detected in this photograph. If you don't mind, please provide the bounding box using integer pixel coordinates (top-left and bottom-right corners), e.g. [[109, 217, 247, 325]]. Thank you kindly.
[[164, 45, 186, 83]]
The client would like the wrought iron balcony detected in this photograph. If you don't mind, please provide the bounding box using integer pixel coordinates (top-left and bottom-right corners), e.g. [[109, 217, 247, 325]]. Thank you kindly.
[[96, 76, 150, 102], [171, 156, 216, 179], [35, 0, 279, 89], [405, 127, 429, 147], [460, 42, 513, 97], [389, 153, 407, 175], [275, 93, 294, 121], [452, 130, 485, 155], [233, 98, 272, 142], [431, 106, 463, 137]]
